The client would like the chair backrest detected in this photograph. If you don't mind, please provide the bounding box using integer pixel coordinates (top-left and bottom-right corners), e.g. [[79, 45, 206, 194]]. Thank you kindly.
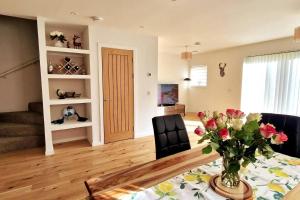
[[152, 114, 191, 159], [261, 113, 300, 158]]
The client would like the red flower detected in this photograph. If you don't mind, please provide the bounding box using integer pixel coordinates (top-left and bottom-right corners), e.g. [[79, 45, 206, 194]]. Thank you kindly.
[[219, 128, 229, 139], [194, 127, 205, 136], [271, 131, 288, 144], [260, 123, 277, 138], [226, 109, 235, 118], [234, 110, 245, 118], [226, 108, 244, 119], [197, 112, 206, 120], [205, 119, 217, 130]]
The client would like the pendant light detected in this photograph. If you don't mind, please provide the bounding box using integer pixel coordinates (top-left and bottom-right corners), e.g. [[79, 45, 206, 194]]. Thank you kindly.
[[181, 46, 192, 60]]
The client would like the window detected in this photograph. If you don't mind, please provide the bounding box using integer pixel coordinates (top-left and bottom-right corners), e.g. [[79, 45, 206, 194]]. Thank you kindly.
[[241, 51, 300, 116], [190, 66, 207, 87]]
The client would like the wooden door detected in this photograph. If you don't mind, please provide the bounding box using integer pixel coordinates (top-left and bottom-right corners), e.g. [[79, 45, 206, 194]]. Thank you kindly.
[[102, 48, 134, 143]]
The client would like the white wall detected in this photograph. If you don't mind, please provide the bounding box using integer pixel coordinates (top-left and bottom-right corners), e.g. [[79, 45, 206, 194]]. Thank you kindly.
[[89, 26, 158, 140], [188, 37, 300, 113], [0, 15, 42, 112], [158, 52, 189, 106]]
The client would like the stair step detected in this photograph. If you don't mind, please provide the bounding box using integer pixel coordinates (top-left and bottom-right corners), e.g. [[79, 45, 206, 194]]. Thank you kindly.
[[28, 102, 43, 114], [0, 136, 44, 153], [0, 111, 43, 125], [0, 122, 44, 137]]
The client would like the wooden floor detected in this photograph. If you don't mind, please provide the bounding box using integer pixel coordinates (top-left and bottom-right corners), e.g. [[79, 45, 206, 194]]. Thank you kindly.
[[0, 114, 202, 200]]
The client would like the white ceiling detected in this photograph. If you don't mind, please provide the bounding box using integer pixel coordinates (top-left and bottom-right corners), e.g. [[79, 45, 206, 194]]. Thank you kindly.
[[1, 0, 300, 54]]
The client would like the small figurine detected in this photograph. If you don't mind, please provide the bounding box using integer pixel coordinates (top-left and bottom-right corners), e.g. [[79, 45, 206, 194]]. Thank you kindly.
[[48, 62, 54, 74], [51, 106, 88, 124], [56, 89, 66, 99], [56, 89, 81, 99], [73, 34, 82, 49], [66, 41, 71, 48]]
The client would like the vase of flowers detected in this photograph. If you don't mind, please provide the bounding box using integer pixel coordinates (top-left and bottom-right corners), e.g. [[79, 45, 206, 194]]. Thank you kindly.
[[194, 109, 288, 189], [50, 31, 67, 47]]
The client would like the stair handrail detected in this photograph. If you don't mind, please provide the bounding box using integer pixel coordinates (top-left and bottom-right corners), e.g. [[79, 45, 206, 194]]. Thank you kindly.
[[0, 57, 40, 78]]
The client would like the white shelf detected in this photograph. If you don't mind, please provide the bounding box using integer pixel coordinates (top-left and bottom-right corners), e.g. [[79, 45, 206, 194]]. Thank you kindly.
[[51, 120, 92, 131], [50, 98, 92, 105], [46, 46, 90, 54], [47, 74, 91, 79]]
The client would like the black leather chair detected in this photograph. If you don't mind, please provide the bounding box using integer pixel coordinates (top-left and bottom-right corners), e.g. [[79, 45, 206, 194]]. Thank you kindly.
[[261, 113, 300, 158], [152, 114, 191, 159]]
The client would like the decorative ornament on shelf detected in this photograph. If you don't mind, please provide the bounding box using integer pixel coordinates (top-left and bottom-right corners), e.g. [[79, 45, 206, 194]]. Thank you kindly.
[[48, 58, 86, 75], [51, 106, 88, 124], [60, 57, 82, 75], [194, 109, 288, 197], [49, 31, 67, 47], [219, 63, 227, 77], [73, 34, 82, 49], [63, 106, 76, 120], [48, 62, 54, 74], [56, 89, 81, 99]]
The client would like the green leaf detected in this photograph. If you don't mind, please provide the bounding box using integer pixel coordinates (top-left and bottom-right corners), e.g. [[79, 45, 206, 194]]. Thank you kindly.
[[273, 192, 284, 200], [286, 183, 292, 190], [257, 197, 268, 200], [210, 142, 219, 150], [243, 121, 259, 133], [260, 144, 274, 159], [197, 134, 210, 144], [242, 159, 250, 168], [202, 145, 212, 154], [228, 162, 240, 173]]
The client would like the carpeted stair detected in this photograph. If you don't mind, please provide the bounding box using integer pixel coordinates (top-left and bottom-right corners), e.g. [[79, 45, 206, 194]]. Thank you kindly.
[[0, 102, 44, 153]]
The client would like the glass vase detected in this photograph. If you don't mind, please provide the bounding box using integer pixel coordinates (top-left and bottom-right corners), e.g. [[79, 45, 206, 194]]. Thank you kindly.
[[221, 156, 241, 188]]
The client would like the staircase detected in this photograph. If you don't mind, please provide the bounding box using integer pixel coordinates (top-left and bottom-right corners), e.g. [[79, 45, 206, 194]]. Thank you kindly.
[[0, 102, 44, 153]]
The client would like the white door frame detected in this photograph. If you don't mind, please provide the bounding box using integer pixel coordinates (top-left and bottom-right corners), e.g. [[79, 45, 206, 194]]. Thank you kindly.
[[97, 43, 137, 144]]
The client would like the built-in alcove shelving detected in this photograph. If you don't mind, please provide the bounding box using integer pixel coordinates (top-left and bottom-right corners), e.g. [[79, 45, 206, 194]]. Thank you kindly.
[[37, 17, 98, 155]]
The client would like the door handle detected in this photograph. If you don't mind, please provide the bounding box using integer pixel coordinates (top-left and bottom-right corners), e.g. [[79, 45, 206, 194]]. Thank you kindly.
[[104, 99, 110, 102]]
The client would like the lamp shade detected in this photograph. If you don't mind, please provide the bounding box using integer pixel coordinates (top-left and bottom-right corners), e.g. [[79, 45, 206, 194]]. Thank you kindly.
[[181, 51, 192, 60], [294, 27, 300, 42]]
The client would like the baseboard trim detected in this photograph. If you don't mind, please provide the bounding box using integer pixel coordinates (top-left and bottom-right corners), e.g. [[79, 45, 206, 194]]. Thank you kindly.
[[53, 136, 87, 144]]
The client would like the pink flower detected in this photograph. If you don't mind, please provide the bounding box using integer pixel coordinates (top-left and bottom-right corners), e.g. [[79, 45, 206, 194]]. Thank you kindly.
[[226, 109, 235, 118], [271, 131, 288, 144], [197, 112, 206, 120], [234, 110, 245, 118], [226, 108, 245, 119], [219, 128, 229, 139], [205, 119, 217, 130], [260, 123, 277, 138], [194, 127, 205, 136]]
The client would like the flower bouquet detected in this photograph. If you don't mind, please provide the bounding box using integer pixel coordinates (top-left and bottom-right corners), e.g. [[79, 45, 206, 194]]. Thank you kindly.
[[194, 109, 288, 188], [49, 31, 67, 47]]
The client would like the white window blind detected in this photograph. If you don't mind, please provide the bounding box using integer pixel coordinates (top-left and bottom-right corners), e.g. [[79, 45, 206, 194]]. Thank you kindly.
[[190, 66, 207, 87]]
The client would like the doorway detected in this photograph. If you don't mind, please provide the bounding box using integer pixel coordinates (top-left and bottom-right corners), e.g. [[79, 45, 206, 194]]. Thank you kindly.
[[102, 47, 134, 143]]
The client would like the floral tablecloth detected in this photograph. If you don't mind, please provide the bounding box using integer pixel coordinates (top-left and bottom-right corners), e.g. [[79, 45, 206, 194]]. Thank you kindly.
[[120, 153, 300, 200]]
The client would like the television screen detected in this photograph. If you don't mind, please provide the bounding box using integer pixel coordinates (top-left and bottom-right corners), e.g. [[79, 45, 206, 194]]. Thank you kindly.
[[158, 84, 179, 106]]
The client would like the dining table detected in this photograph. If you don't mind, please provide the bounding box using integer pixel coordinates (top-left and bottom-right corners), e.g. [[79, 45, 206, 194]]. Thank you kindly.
[[85, 146, 300, 200]]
